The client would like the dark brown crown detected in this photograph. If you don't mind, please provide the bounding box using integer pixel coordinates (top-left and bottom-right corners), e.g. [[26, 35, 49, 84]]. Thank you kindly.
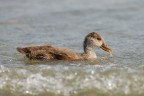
[[86, 32, 102, 40]]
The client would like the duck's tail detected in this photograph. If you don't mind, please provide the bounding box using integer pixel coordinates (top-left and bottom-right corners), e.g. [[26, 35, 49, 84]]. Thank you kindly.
[[16, 47, 26, 54]]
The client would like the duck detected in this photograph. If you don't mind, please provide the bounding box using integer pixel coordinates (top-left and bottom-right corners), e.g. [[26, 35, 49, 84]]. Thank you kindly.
[[17, 32, 112, 60]]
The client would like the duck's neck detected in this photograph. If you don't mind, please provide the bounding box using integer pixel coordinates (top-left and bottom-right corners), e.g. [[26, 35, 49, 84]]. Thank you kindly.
[[83, 46, 97, 59]]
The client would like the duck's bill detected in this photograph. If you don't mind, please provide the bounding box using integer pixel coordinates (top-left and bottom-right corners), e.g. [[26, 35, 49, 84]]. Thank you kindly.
[[100, 43, 112, 54]]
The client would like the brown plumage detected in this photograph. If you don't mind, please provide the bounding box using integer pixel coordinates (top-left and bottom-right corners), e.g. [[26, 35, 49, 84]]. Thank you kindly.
[[17, 32, 112, 60]]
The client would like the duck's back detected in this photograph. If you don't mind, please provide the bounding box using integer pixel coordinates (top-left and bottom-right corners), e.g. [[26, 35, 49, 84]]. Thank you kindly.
[[17, 45, 81, 60]]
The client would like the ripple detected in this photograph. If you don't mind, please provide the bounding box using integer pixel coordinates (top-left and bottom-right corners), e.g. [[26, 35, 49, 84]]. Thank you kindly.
[[0, 63, 144, 96]]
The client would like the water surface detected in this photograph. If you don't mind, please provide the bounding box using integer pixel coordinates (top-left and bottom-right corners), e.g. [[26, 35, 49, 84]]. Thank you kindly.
[[0, 0, 144, 96]]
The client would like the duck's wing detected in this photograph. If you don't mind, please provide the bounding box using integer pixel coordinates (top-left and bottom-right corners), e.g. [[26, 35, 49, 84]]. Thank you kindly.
[[17, 45, 52, 59], [17, 45, 80, 60], [50, 48, 81, 60]]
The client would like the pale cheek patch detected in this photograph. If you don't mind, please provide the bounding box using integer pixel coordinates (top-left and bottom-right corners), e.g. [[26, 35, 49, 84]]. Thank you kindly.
[[94, 40, 102, 47]]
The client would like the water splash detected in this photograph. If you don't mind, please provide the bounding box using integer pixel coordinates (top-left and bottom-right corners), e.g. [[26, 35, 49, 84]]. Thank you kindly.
[[0, 63, 144, 96]]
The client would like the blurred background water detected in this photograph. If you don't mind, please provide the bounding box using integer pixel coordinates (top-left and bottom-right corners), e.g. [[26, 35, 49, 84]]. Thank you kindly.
[[0, 0, 144, 96]]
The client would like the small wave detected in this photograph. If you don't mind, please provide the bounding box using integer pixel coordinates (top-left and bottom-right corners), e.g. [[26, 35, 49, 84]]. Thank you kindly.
[[0, 63, 144, 96]]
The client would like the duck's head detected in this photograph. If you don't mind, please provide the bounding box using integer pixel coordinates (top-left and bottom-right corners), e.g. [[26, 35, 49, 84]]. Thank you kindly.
[[83, 32, 112, 54]]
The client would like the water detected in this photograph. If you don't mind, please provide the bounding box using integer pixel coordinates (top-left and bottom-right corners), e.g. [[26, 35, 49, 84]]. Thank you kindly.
[[0, 0, 144, 96]]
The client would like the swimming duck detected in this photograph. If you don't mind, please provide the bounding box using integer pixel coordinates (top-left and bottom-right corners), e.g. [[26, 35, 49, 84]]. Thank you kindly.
[[17, 32, 112, 60]]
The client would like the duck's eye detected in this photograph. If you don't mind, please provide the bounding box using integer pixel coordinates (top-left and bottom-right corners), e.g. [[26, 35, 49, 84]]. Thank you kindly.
[[97, 37, 101, 40]]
